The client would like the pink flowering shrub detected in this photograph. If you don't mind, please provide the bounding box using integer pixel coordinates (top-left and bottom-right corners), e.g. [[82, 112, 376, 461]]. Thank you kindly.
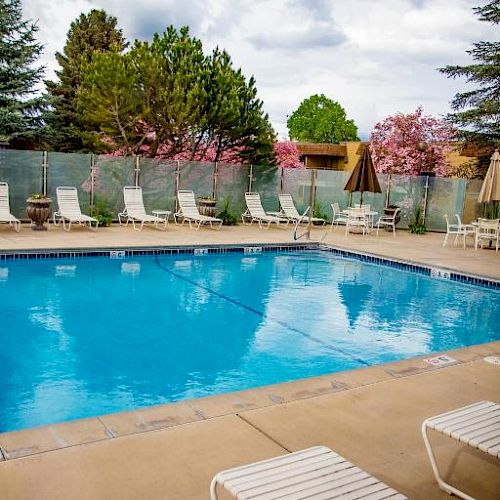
[[370, 107, 455, 177], [274, 141, 304, 168], [103, 141, 244, 164]]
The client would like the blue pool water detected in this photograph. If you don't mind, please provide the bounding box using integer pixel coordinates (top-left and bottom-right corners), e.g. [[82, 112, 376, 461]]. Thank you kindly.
[[0, 250, 499, 432]]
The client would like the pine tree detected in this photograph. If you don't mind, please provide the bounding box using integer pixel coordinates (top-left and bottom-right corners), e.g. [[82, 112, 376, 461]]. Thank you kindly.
[[440, 1, 500, 143], [44, 9, 127, 151], [0, 0, 44, 147]]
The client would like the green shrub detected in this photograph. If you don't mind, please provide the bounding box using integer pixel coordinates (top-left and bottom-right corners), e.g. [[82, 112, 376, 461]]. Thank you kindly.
[[408, 205, 427, 235], [216, 197, 239, 225], [91, 198, 113, 227]]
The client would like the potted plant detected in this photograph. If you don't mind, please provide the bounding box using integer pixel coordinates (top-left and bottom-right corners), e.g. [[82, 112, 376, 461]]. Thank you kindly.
[[26, 193, 52, 231]]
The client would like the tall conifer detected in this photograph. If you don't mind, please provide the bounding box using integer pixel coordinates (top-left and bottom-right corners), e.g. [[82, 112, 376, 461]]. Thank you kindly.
[[0, 0, 44, 146], [45, 9, 126, 151], [440, 1, 500, 143]]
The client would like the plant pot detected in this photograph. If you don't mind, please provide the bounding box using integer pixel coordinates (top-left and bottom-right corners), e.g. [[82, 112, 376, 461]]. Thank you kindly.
[[197, 199, 217, 217], [26, 198, 52, 231]]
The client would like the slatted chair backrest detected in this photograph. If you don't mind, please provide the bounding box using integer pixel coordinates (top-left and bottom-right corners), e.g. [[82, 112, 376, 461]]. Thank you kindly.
[[56, 187, 83, 218], [478, 218, 499, 236], [245, 192, 267, 218], [0, 182, 12, 218], [177, 190, 201, 217], [123, 186, 147, 217], [279, 194, 300, 219]]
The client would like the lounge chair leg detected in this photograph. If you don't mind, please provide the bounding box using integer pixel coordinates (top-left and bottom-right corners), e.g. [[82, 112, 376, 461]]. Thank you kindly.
[[422, 422, 474, 500], [210, 476, 219, 500]]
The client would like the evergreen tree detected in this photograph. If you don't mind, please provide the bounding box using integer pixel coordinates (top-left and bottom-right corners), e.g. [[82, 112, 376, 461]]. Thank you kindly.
[[287, 94, 359, 143], [45, 9, 127, 151], [0, 0, 44, 147], [440, 1, 500, 143]]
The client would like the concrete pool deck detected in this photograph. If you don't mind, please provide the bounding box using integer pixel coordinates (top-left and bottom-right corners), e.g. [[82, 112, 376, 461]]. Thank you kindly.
[[0, 223, 498, 499]]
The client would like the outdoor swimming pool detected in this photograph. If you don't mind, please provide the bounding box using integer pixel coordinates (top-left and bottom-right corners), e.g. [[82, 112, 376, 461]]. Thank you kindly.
[[1, 249, 499, 432]]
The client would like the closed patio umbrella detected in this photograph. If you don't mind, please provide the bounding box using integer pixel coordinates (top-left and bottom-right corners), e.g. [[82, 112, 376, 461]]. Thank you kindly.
[[478, 149, 500, 203], [344, 144, 381, 204]]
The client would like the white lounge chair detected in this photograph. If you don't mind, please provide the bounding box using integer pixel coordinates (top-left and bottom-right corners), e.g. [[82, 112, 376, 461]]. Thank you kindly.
[[242, 192, 289, 228], [211, 446, 407, 500], [119, 186, 170, 231], [422, 400, 500, 499], [0, 182, 21, 232], [174, 190, 222, 230], [278, 193, 326, 225], [54, 186, 98, 231]]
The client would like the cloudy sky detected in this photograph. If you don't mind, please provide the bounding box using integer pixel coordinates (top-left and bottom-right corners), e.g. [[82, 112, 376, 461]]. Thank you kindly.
[[23, 0, 497, 139]]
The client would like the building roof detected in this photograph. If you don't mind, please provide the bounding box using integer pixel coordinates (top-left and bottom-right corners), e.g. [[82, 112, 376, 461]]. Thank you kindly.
[[296, 142, 347, 157]]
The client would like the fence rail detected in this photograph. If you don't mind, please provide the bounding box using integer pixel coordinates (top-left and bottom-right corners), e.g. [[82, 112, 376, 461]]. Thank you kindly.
[[0, 149, 483, 231]]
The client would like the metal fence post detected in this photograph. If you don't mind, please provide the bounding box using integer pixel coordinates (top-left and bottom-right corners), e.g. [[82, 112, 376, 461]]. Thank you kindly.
[[134, 156, 140, 186], [279, 167, 284, 194], [42, 151, 48, 195], [213, 162, 218, 200], [307, 168, 317, 240], [422, 175, 430, 225], [248, 164, 253, 193], [385, 174, 391, 207], [175, 160, 180, 212], [90, 154, 95, 211]]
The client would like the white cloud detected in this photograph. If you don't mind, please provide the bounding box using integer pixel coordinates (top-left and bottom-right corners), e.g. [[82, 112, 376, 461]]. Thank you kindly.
[[22, 0, 498, 139]]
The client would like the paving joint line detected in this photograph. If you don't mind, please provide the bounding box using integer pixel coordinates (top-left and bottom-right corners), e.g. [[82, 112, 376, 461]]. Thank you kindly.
[[236, 413, 292, 453]]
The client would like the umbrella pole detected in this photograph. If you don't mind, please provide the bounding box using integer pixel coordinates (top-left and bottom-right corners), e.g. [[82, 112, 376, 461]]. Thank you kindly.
[[360, 192, 364, 205]]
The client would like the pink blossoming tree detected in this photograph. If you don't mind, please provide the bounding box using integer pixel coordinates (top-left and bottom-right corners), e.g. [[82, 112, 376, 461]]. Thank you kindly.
[[370, 107, 455, 177], [273, 141, 304, 168]]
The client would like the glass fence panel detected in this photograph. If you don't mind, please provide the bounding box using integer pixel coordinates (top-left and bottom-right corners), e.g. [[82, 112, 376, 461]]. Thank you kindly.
[[48, 152, 92, 214], [463, 178, 484, 223], [282, 168, 312, 215], [0, 149, 43, 219], [315, 170, 351, 220], [139, 158, 177, 213], [426, 176, 467, 231], [94, 156, 135, 216], [251, 164, 280, 212], [216, 163, 249, 218], [386, 174, 425, 228], [178, 161, 214, 199]]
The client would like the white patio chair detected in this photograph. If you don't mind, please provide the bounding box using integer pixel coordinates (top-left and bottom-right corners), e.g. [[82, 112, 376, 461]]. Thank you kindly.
[[422, 400, 500, 500], [54, 186, 98, 231], [345, 207, 368, 235], [211, 446, 407, 500], [278, 193, 325, 225], [355, 203, 371, 211], [174, 190, 222, 230], [242, 192, 288, 229], [376, 207, 400, 237], [442, 214, 474, 248], [0, 182, 20, 232], [330, 202, 348, 231], [119, 186, 169, 231], [474, 218, 499, 252]]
